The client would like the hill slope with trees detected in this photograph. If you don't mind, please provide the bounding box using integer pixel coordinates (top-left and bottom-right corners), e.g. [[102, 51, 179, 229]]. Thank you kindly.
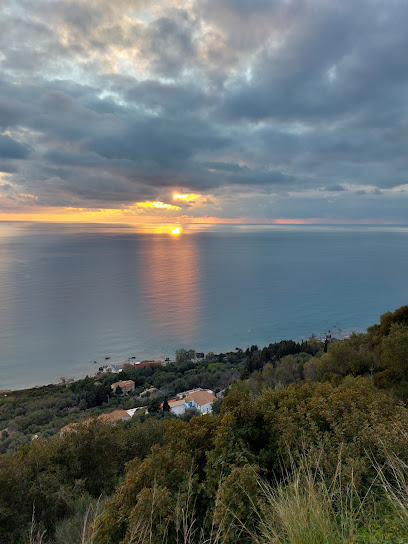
[[1, 306, 408, 543]]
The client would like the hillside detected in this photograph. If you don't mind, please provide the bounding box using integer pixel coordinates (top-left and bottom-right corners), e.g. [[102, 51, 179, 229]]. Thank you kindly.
[[1, 306, 408, 543]]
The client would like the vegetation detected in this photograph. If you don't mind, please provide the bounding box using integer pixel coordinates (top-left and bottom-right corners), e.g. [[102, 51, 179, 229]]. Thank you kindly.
[[0, 354, 244, 454], [1, 306, 408, 543]]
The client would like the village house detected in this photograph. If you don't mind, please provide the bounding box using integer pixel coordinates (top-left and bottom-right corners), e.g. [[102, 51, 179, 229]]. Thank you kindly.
[[98, 410, 131, 423], [111, 379, 135, 395], [166, 388, 217, 416], [184, 389, 216, 414], [174, 387, 203, 400], [60, 409, 133, 434], [167, 398, 187, 416]]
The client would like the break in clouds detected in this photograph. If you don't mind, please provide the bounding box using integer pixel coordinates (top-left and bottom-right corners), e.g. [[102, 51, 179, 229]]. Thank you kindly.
[[1, 0, 408, 221]]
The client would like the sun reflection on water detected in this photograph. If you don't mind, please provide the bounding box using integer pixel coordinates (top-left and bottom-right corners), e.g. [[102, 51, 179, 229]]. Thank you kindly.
[[140, 231, 199, 342]]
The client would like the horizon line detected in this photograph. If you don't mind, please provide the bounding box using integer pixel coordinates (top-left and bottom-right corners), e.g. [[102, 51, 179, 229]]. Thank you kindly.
[[0, 217, 407, 226]]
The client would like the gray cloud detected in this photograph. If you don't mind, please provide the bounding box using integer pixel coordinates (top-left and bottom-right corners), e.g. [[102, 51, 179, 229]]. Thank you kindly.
[[0, 0, 407, 221], [320, 185, 346, 193], [0, 135, 30, 159]]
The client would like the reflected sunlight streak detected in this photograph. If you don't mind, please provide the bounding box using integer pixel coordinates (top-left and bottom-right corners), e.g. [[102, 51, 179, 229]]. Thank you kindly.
[[140, 232, 200, 341]]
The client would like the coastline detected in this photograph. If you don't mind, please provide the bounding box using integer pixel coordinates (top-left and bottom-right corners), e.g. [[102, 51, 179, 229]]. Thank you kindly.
[[0, 329, 358, 394]]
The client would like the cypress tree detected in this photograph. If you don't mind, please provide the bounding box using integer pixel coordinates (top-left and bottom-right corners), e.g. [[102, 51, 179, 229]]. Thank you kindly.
[[163, 396, 170, 412]]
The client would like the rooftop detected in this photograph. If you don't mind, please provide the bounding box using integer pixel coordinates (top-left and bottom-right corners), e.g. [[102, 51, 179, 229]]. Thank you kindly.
[[98, 410, 131, 422], [168, 399, 186, 407], [111, 380, 135, 388], [185, 390, 217, 407]]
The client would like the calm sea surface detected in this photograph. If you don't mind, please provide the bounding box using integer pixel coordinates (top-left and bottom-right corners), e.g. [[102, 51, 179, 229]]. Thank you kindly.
[[1, 222, 407, 390]]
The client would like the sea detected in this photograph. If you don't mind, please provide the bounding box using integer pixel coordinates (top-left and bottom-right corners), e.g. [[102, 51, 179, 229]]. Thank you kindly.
[[1, 222, 407, 390]]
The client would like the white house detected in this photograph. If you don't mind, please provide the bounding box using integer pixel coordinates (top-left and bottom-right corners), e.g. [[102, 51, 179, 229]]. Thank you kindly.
[[183, 390, 216, 414], [165, 389, 217, 416], [168, 398, 187, 416]]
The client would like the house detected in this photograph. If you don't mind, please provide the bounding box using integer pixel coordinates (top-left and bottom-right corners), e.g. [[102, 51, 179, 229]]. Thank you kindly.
[[111, 379, 135, 395], [60, 422, 82, 434], [167, 398, 187, 416], [160, 388, 217, 417], [184, 389, 216, 414], [109, 362, 126, 373], [60, 410, 132, 434], [98, 410, 131, 423], [192, 353, 205, 362], [175, 388, 203, 400]]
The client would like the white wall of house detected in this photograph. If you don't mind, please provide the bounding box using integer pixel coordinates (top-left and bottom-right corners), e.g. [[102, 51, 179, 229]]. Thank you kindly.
[[198, 401, 213, 414], [170, 403, 186, 416], [185, 399, 213, 414]]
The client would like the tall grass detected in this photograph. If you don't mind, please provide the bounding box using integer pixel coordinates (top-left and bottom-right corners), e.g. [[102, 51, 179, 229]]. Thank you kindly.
[[374, 430, 408, 532], [253, 455, 363, 544], [28, 506, 47, 544]]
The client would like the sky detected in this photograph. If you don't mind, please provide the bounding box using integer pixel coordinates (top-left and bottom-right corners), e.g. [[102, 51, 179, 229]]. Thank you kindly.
[[1, 0, 408, 224]]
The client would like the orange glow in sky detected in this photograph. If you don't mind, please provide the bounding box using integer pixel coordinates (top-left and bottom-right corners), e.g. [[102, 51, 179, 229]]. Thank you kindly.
[[173, 193, 201, 201], [136, 201, 180, 210], [0, 208, 403, 226]]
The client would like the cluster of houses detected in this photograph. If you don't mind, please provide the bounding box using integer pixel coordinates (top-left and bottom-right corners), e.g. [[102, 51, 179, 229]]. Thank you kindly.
[[60, 387, 217, 434]]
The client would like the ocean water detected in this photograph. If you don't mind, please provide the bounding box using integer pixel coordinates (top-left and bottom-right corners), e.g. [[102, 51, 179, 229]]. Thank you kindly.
[[0, 222, 407, 390]]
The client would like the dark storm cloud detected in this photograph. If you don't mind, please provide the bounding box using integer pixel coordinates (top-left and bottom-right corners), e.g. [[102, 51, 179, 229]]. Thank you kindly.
[[1, 0, 408, 220]]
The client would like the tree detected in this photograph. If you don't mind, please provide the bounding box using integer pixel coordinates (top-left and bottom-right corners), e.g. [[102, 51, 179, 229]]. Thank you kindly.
[[188, 348, 196, 360], [381, 323, 408, 374], [148, 397, 161, 413], [176, 348, 189, 363], [162, 397, 170, 412], [115, 385, 123, 396]]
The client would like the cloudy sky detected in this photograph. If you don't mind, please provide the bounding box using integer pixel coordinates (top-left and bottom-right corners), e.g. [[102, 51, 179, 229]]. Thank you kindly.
[[1, 0, 408, 224]]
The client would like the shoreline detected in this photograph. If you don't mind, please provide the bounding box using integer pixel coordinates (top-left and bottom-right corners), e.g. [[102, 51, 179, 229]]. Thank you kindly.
[[0, 329, 359, 394]]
